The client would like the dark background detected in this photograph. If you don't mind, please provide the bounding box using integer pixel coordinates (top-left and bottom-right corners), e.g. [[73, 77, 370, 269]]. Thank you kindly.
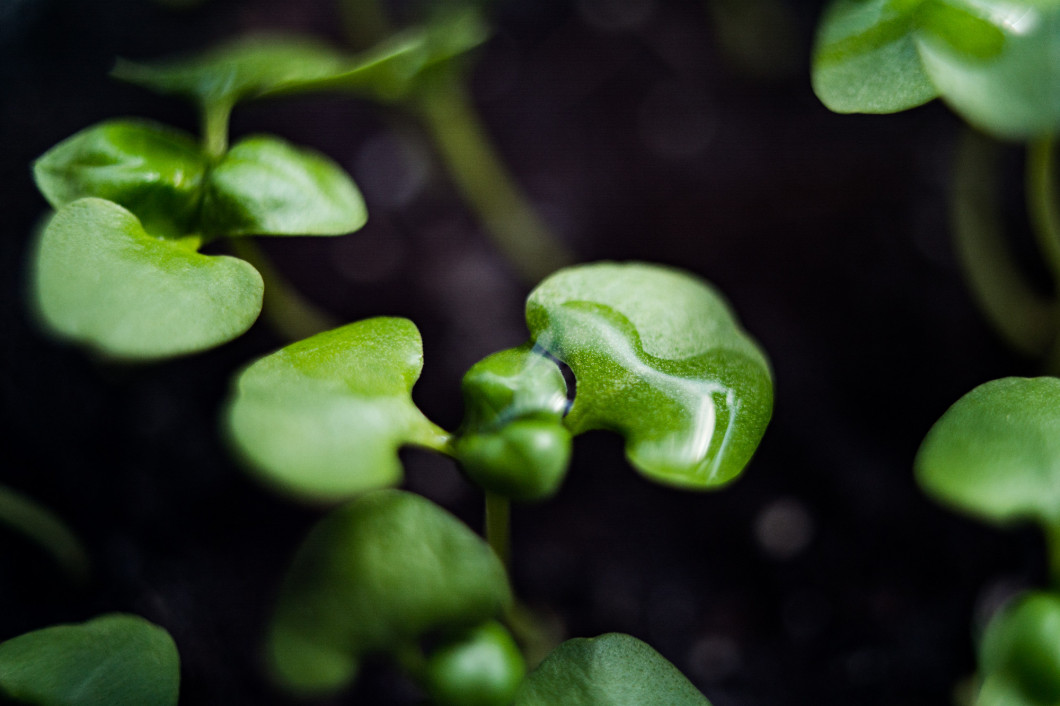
[[0, 0, 1049, 704]]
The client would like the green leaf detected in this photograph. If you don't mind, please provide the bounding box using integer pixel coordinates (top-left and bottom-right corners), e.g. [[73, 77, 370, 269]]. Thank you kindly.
[[225, 318, 449, 501], [525, 262, 773, 490], [31, 198, 263, 360], [423, 621, 526, 706], [202, 134, 367, 237], [915, 377, 1060, 527], [812, 0, 938, 113], [977, 592, 1060, 706], [0, 613, 180, 706], [916, 0, 1060, 139], [111, 35, 349, 109], [454, 346, 572, 501], [267, 490, 512, 696], [514, 633, 710, 706], [33, 119, 206, 239]]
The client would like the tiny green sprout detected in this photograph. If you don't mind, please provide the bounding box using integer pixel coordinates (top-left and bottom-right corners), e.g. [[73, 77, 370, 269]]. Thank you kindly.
[[0, 613, 180, 706], [513, 632, 711, 706], [976, 592, 1060, 706], [423, 621, 527, 706], [267, 490, 511, 697], [812, 0, 1060, 138]]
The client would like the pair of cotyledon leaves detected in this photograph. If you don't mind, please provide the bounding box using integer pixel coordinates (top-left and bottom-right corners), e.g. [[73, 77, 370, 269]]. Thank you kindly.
[[812, 0, 1060, 139], [269, 489, 710, 704], [30, 11, 486, 360], [226, 262, 774, 502]]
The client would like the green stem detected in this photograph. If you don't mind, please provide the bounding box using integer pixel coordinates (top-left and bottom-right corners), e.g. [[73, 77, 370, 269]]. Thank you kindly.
[[410, 71, 575, 283], [201, 100, 232, 159], [484, 491, 511, 569], [0, 484, 89, 584], [951, 129, 1057, 357], [227, 238, 339, 342], [1027, 137, 1060, 291]]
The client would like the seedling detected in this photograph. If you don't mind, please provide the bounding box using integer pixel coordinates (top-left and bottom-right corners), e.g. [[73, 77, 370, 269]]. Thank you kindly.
[[916, 376, 1060, 705], [226, 261, 773, 703]]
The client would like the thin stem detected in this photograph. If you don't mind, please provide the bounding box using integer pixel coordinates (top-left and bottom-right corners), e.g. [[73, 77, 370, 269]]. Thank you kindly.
[[484, 491, 511, 569], [0, 483, 90, 584], [227, 238, 339, 342], [951, 129, 1057, 357], [1028, 138, 1060, 290], [410, 71, 575, 283], [202, 100, 232, 159]]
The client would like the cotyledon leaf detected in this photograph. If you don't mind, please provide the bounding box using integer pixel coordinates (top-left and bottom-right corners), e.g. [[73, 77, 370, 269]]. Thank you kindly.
[[514, 633, 710, 706], [525, 262, 773, 490], [268, 490, 512, 696], [31, 198, 263, 360], [812, 0, 938, 113], [225, 318, 450, 502], [202, 134, 367, 237], [0, 613, 180, 706], [32, 119, 207, 239], [915, 377, 1060, 527], [976, 592, 1060, 706]]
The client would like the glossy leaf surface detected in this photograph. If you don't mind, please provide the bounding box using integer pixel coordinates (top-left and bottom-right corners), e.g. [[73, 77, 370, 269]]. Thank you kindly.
[[812, 0, 938, 113], [915, 377, 1060, 526], [917, 0, 1060, 139], [33, 119, 206, 238], [226, 318, 448, 501], [202, 135, 367, 237], [32, 198, 263, 360], [0, 613, 179, 706], [112, 35, 348, 108], [977, 592, 1060, 706], [268, 490, 512, 696], [423, 621, 526, 706], [514, 633, 710, 706], [454, 347, 571, 501], [526, 262, 773, 490]]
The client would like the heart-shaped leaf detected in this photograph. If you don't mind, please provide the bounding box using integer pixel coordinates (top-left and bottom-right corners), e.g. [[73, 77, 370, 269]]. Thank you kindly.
[[225, 318, 449, 501], [976, 592, 1060, 706], [33, 119, 206, 239], [454, 346, 572, 501], [916, 0, 1060, 139], [525, 262, 773, 490], [812, 0, 938, 113], [0, 613, 180, 706], [267, 490, 512, 696], [32, 198, 263, 360], [202, 134, 367, 237], [915, 377, 1060, 527], [514, 633, 710, 706]]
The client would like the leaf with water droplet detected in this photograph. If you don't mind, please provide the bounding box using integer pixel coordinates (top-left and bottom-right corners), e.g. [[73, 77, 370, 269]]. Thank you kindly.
[[225, 318, 449, 502], [268, 490, 511, 696], [31, 198, 263, 360], [0, 613, 180, 706], [916, 376, 1060, 527], [526, 262, 773, 490], [514, 633, 710, 706]]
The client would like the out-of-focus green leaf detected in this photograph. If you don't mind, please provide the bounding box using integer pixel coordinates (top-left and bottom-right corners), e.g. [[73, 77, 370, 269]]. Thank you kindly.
[[202, 135, 367, 237], [916, 0, 1060, 139], [514, 633, 710, 706], [225, 318, 449, 501], [525, 262, 773, 490], [33, 119, 206, 239], [267, 490, 512, 696], [812, 0, 938, 113], [423, 621, 526, 706], [0, 614, 180, 706], [32, 198, 263, 360], [111, 35, 348, 109], [915, 377, 1060, 526], [454, 346, 571, 501], [976, 592, 1060, 706]]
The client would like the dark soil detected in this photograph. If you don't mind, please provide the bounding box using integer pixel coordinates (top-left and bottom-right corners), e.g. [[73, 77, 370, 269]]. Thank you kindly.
[[0, 1, 1048, 704]]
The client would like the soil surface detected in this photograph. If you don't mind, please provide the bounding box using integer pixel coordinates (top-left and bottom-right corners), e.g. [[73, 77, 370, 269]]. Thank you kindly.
[[0, 1, 1047, 704]]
